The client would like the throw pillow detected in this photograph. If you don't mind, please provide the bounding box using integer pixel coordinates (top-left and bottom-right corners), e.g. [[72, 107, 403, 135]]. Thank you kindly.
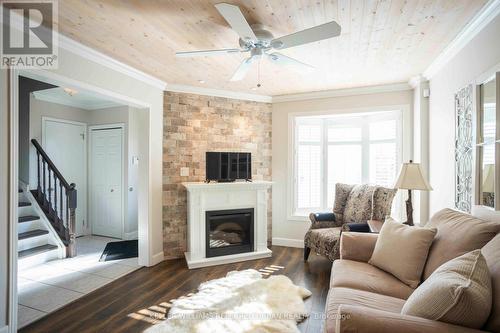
[[332, 183, 355, 223], [401, 250, 492, 329], [369, 218, 437, 288], [371, 186, 397, 221], [342, 184, 374, 223]]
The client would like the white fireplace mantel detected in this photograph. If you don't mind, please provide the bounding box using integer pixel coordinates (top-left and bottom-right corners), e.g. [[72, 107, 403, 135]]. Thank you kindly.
[[182, 181, 273, 269]]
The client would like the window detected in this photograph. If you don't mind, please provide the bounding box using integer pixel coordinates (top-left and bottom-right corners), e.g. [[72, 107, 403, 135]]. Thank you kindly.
[[292, 111, 402, 217]]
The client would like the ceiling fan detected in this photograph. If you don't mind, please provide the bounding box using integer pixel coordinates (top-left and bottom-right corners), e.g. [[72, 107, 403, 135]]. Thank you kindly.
[[175, 3, 341, 82]]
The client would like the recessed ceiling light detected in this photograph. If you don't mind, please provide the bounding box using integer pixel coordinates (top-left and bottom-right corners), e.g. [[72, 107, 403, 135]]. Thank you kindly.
[[63, 87, 78, 96], [198, 80, 205, 84]]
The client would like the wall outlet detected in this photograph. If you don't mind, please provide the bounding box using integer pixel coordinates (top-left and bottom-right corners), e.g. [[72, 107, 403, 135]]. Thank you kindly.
[[180, 167, 189, 177]]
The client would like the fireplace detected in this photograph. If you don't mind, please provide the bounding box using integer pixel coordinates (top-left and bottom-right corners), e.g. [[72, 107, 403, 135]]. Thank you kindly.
[[205, 208, 254, 258]]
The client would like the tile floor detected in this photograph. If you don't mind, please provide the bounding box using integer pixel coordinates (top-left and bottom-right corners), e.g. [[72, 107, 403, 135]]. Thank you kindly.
[[18, 235, 141, 328]]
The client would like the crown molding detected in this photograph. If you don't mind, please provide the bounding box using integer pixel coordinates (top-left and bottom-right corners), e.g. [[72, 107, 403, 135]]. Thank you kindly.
[[58, 34, 168, 91], [408, 75, 427, 88], [272, 82, 412, 103], [8, 10, 168, 91], [423, 0, 500, 79], [166, 84, 273, 103]]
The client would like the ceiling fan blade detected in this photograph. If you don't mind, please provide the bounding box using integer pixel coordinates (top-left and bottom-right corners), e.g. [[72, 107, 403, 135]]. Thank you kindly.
[[176, 48, 242, 57], [230, 57, 255, 81], [271, 21, 341, 50], [215, 3, 257, 42], [267, 53, 315, 72]]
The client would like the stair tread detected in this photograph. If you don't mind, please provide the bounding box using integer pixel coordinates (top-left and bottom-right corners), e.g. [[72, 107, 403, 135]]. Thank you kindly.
[[18, 202, 31, 207], [19, 229, 49, 240], [19, 215, 40, 223], [18, 244, 58, 258]]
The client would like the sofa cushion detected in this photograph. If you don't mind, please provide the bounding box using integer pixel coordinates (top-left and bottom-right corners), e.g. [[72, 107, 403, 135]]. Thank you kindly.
[[369, 218, 437, 288], [423, 208, 500, 280], [483, 233, 500, 332], [304, 227, 342, 261], [402, 250, 492, 329], [343, 184, 375, 223], [324, 287, 405, 333], [330, 259, 414, 299], [371, 186, 397, 221], [332, 183, 355, 223]]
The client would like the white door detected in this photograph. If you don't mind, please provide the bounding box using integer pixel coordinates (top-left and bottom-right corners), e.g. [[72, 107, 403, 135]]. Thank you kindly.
[[42, 119, 87, 237], [90, 127, 123, 238]]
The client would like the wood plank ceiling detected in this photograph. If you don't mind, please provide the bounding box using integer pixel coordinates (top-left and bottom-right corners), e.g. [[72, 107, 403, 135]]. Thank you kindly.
[[57, 0, 487, 96]]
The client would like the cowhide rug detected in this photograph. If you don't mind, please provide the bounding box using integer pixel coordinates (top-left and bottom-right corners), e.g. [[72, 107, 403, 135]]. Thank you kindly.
[[145, 269, 312, 333]]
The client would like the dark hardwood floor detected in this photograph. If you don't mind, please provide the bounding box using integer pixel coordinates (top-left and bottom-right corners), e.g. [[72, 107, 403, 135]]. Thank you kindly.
[[21, 246, 332, 333]]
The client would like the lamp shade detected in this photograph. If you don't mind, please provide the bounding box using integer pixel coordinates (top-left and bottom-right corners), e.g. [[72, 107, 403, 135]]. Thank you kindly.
[[394, 161, 433, 191]]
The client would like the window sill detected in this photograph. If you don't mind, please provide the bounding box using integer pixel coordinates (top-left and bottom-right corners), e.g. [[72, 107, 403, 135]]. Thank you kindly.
[[287, 214, 309, 222]]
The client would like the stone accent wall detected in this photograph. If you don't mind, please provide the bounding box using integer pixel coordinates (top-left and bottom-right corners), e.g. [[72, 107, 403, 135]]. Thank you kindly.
[[163, 92, 272, 259]]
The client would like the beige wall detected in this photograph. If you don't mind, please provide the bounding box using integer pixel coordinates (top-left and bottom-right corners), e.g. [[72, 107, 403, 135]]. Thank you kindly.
[[162, 92, 272, 259], [28, 98, 139, 237], [428, 13, 500, 216], [272, 90, 413, 244]]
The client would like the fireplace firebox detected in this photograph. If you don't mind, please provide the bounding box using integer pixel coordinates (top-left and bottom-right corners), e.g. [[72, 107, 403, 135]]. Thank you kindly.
[[205, 208, 254, 258]]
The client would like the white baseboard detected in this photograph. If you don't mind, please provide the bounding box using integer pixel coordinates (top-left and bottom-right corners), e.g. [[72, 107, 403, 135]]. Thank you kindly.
[[150, 251, 165, 266], [272, 237, 304, 248], [123, 231, 138, 240], [0, 325, 9, 333]]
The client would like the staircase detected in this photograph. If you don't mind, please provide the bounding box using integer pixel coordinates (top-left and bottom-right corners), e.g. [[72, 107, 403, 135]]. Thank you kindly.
[[18, 187, 63, 269], [18, 139, 78, 269]]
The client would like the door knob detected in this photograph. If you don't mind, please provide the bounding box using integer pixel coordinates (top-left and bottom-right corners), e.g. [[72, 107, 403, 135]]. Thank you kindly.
[[110, 189, 114, 192]]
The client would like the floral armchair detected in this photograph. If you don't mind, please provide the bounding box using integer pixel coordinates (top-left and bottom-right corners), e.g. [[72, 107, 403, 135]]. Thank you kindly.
[[304, 183, 397, 261]]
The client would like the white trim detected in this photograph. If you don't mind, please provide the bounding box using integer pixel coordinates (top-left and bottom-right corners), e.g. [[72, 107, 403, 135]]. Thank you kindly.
[[88, 124, 126, 239], [151, 251, 165, 266], [42, 117, 88, 237], [32, 91, 120, 111], [272, 82, 412, 103], [123, 231, 138, 240], [8, 69, 19, 333], [166, 83, 272, 103], [423, 0, 500, 79], [272, 237, 304, 248]]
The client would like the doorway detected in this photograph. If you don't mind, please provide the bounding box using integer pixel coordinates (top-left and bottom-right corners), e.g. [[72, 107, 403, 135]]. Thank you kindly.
[[42, 118, 87, 237], [89, 125, 124, 239]]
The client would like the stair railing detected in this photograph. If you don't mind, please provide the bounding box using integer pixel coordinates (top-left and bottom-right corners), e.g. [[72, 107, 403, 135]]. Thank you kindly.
[[31, 139, 77, 257]]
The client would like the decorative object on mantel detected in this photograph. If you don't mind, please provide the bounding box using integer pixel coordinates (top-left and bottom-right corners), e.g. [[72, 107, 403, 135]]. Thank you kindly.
[[394, 160, 433, 226], [455, 84, 473, 213], [144, 269, 311, 333]]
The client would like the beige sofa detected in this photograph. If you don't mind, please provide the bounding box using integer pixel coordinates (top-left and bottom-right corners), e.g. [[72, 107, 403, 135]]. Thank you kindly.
[[325, 208, 500, 333]]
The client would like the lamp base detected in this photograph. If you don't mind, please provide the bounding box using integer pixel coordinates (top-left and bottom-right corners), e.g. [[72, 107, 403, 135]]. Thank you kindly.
[[404, 189, 414, 226]]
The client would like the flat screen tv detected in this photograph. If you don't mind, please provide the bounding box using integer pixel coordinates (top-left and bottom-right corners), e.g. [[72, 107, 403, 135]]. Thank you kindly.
[[206, 152, 251, 182]]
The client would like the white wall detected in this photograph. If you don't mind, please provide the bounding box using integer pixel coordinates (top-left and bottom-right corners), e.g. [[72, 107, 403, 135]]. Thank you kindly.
[[20, 44, 164, 267], [428, 13, 500, 216], [272, 90, 413, 245]]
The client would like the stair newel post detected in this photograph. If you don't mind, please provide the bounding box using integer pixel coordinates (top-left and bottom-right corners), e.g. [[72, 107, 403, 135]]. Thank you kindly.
[[66, 183, 77, 258]]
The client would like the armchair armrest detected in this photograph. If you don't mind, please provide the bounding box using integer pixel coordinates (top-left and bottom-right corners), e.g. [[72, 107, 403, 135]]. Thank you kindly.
[[309, 212, 341, 229], [340, 232, 378, 262], [335, 305, 486, 333], [310, 212, 336, 222]]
